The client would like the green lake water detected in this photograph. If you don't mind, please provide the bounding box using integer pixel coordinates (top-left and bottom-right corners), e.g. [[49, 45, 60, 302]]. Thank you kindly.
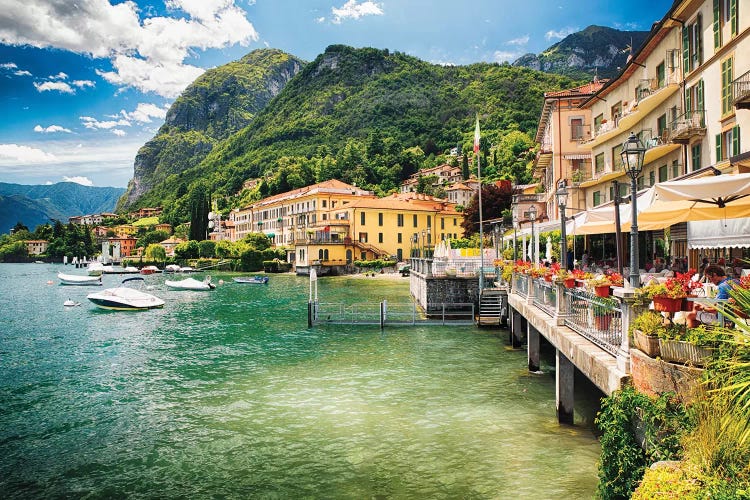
[[0, 263, 600, 498]]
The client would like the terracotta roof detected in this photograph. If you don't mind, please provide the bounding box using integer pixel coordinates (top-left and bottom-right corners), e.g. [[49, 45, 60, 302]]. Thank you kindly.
[[446, 182, 474, 191], [544, 80, 608, 98], [251, 179, 374, 208], [339, 194, 461, 215]]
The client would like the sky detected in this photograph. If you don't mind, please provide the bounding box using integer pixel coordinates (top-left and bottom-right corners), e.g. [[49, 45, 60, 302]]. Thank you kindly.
[[0, 0, 675, 188]]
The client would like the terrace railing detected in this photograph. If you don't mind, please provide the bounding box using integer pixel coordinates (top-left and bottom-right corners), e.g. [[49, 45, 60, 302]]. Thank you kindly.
[[512, 273, 528, 298], [563, 287, 623, 356], [532, 278, 556, 317]]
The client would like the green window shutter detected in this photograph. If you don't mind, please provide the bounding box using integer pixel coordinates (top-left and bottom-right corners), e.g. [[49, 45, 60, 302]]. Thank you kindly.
[[716, 133, 723, 162], [732, 125, 740, 156], [713, 0, 721, 48], [731, 0, 738, 36], [697, 14, 703, 66], [682, 25, 690, 72], [697, 79, 705, 126]]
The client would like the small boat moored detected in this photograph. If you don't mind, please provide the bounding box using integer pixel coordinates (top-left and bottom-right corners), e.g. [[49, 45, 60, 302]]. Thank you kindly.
[[58, 272, 103, 286], [87, 277, 165, 310], [233, 275, 269, 284], [140, 265, 160, 275], [165, 276, 216, 291], [63, 299, 81, 307]]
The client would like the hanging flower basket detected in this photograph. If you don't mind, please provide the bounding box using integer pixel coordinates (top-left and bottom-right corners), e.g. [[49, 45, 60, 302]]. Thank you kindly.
[[658, 339, 714, 366], [594, 285, 611, 297], [563, 278, 576, 289], [652, 296, 684, 313], [632, 329, 660, 357]]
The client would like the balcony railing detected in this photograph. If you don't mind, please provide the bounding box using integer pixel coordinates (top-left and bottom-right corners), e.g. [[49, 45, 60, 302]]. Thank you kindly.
[[668, 110, 706, 144], [563, 287, 622, 356], [571, 124, 590, 142], [532, 279, 556, 317], [732, 70, 750, 110]]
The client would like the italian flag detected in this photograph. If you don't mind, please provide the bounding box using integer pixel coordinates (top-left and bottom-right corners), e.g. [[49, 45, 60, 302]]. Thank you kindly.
[[473, 115, 480, 154]]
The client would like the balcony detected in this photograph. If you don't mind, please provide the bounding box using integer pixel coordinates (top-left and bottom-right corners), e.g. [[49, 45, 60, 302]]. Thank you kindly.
[[668, 110, 706, 144], [733, 70, 750, 110]]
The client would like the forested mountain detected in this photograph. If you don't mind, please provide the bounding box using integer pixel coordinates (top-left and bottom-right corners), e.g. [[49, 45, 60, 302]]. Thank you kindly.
[[0, 182, 125, 233], [122, 45, 578, 224], [120, 49, 305, 208], [513, 25, 650, 80]]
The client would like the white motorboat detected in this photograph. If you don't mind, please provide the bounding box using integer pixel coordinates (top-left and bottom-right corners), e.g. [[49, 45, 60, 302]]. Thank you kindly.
[[58, 272, 103, 286], [87, 262, 104, 276], [164, 264, 181, 273], [164, 276, 216, 291], [87, 277, 165, 310], [63, 299, 81, 307], [122, 266, 140, 273], [140, 265, 160, 275]]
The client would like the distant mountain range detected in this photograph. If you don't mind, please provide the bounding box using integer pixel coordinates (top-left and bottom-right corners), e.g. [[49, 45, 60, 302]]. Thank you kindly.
[[513, 25, 650, 80], [0, 182, 125, 234]]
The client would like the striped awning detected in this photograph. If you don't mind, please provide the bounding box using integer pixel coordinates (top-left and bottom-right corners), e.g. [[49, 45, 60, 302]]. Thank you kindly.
[[563, 153, 591, 160]]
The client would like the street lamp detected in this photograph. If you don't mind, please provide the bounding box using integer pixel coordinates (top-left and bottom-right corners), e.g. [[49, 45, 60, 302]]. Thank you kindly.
[[512, 206, 519, 262], [527, 204, 537, 264], [421, 229, 426, 258], [426, 227, 432, 258], [621, 132, 645, 288], [556, 180, 568, 269], [612, 180, 624, 278], [493, 223, 501, 260]]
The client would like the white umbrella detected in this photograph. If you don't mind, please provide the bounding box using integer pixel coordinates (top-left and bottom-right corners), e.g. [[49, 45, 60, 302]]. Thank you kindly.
[[445, 239, 452, 262]]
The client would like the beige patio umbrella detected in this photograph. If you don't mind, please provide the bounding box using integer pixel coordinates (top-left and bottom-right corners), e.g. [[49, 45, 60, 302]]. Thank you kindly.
[[637, 173, 750, 227]]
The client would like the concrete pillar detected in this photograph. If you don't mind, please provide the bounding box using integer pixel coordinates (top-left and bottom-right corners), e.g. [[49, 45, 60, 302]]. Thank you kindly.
[[528, 325, 540, 372], [553, 281, 568, 326], [510, 309, 525, 348], [556, 349, 575, 425], [613, 288, 636, 374], [525, 274, 535, 304]]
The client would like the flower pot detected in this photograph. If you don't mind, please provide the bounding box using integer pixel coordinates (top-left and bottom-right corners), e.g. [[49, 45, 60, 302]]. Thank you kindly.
[[594, 314, 612, 331], [632, 329, 660, 357], [544, 274, 552, 282], [563, 278, 576, 289], [594, 285, 610, 297], [653, 296, 683, 313], [658, 339, 714, 366]]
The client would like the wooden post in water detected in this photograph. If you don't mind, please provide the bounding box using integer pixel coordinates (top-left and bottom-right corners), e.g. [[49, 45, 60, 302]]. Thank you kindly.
[[308, 301, 313, 328], [556, 350, 575, 425]]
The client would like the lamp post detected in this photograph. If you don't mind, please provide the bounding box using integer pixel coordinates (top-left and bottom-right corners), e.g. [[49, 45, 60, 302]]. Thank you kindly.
[[526, 205, 537, 264], [621, 132, 645, 288], [556, 180, 568, 269], [512, 206, 519, 262], [612, 180, 624, 278], [421, 229, 426, 258], [493, 223, 500, 260], [426, 227, 431, 258]]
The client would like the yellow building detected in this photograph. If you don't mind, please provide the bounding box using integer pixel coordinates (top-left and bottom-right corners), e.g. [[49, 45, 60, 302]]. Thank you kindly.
[[234, 180, 464, 274]]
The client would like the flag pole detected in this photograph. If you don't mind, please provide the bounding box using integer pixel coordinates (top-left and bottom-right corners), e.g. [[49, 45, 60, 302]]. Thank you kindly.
[[475, 114, 484, 291]]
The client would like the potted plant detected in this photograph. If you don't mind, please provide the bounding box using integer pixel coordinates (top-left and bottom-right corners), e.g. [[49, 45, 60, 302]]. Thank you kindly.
[[586, 275, 612, 297], [555, 268, 575, 288], [629, 310, 665, 357], [593, 296, 617, 330], [571, 268, 592, 287], [650, 278, 688, 313], [657, 325, 721, 366]]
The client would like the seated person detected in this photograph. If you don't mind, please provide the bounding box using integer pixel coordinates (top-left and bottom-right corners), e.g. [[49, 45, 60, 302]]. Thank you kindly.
[[686, 265, 738, 327]]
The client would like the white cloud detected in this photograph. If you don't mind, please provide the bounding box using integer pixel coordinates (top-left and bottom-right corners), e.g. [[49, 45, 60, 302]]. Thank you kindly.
[[0, 62, 17, 69], [506, 35, 529, 46], [0, 144, 58, 163], [14, 70, 32, 76], [493, 50, 522, 63], [316, 16, 325, 23], [62, 175, 94, 186], [0, 0, 259, 98], [34, 124, 73, 134], [80, 116, 132, 130], [331, 1, 383, 24], [545, 26, 579, 41], [72, 80, 95, 88], [33, 81, 74, 94], [112, 129, 127, 136], [120, 103, 168, 123], [49, 71, 68, 80]]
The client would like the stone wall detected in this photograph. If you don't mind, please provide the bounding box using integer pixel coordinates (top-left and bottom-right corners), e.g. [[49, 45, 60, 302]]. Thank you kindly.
[[410, 272, 479, 312], [630, 349, 705, 404]]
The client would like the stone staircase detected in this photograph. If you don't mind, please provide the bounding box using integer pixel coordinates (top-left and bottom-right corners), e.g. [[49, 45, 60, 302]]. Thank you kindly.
[[477, 288, 506, 326]]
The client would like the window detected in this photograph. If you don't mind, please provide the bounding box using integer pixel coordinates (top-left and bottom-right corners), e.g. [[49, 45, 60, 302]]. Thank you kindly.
[[649, 170, 655, 187], [360, 212, 366, 225], [322, 200, 327, 208], [570, 117, 584, 140], [397, 214, 404, 227], [716, 125, 741, 162], [453, 218, 457, 226], [657, 114, 668, 140], [378, 233, 383, 243], [440, 218, 445, 230], [714, 0, 739, 48], [594, 113, 604, 132], [672, 160, 680, 178], [359, 232, 368, 243], [656, 62, 666, 88], [361, 251, 367, 260], [397, 248, 403, 261], [593, 191, 602, 207], [721, 56, 734, 116], [612, 143, 623, 171], [611, 102, 622, 125], [413, 214, 418, 227], [595, 153, 605, 174], [397, 233, 402, 243], [637, 176, 644, 190], [378, 213, 383, 226], [658, 164, 668, 182], [682, 14, 703, 73], [692, 143, 702, 171]]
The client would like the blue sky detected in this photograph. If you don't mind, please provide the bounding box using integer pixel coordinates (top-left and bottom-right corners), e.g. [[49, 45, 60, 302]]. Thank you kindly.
[[0, 0, 674, 188]]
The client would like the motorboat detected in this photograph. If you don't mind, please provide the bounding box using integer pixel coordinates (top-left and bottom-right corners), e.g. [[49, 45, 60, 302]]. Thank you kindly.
[[140, 265, 160, 275], [164, 264, 181, 273], [87, 277, 165, 310], [179, 266, 196, 273], [58, 272, 103, 286], [87, 262, 104, 276], [233, 275, 269, 284], [63, 299, 81, 307], [165, 276, 216, 291], [122, 266, 140, 273]]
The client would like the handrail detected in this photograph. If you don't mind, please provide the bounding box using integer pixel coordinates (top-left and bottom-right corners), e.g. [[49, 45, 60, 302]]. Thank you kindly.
[[732, 70, 750, 104]]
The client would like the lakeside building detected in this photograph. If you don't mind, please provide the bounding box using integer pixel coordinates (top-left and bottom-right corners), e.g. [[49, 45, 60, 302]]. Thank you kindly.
[[399, 163, 465, 193], [533, 0, 749, 267], [229, 179, 464, 274], [24, 240, 48, 255], [102, 237, 138, 259]]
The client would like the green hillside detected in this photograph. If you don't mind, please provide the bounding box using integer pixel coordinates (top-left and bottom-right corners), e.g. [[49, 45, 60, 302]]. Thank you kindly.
[[124, 45, 577, 224]]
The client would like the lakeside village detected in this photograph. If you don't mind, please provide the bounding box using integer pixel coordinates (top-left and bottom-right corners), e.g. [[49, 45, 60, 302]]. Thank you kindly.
[[3, 0, 750, 497]]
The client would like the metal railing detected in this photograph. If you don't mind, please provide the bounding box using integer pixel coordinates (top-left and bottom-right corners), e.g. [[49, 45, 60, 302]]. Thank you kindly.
[[311, 300, 474, 326], [532, 278, 556, 317], [732, 70, 750, 105], [669, 110, 706, 140], [513, 273, 528, 298], [563, 288, 623, 356]]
